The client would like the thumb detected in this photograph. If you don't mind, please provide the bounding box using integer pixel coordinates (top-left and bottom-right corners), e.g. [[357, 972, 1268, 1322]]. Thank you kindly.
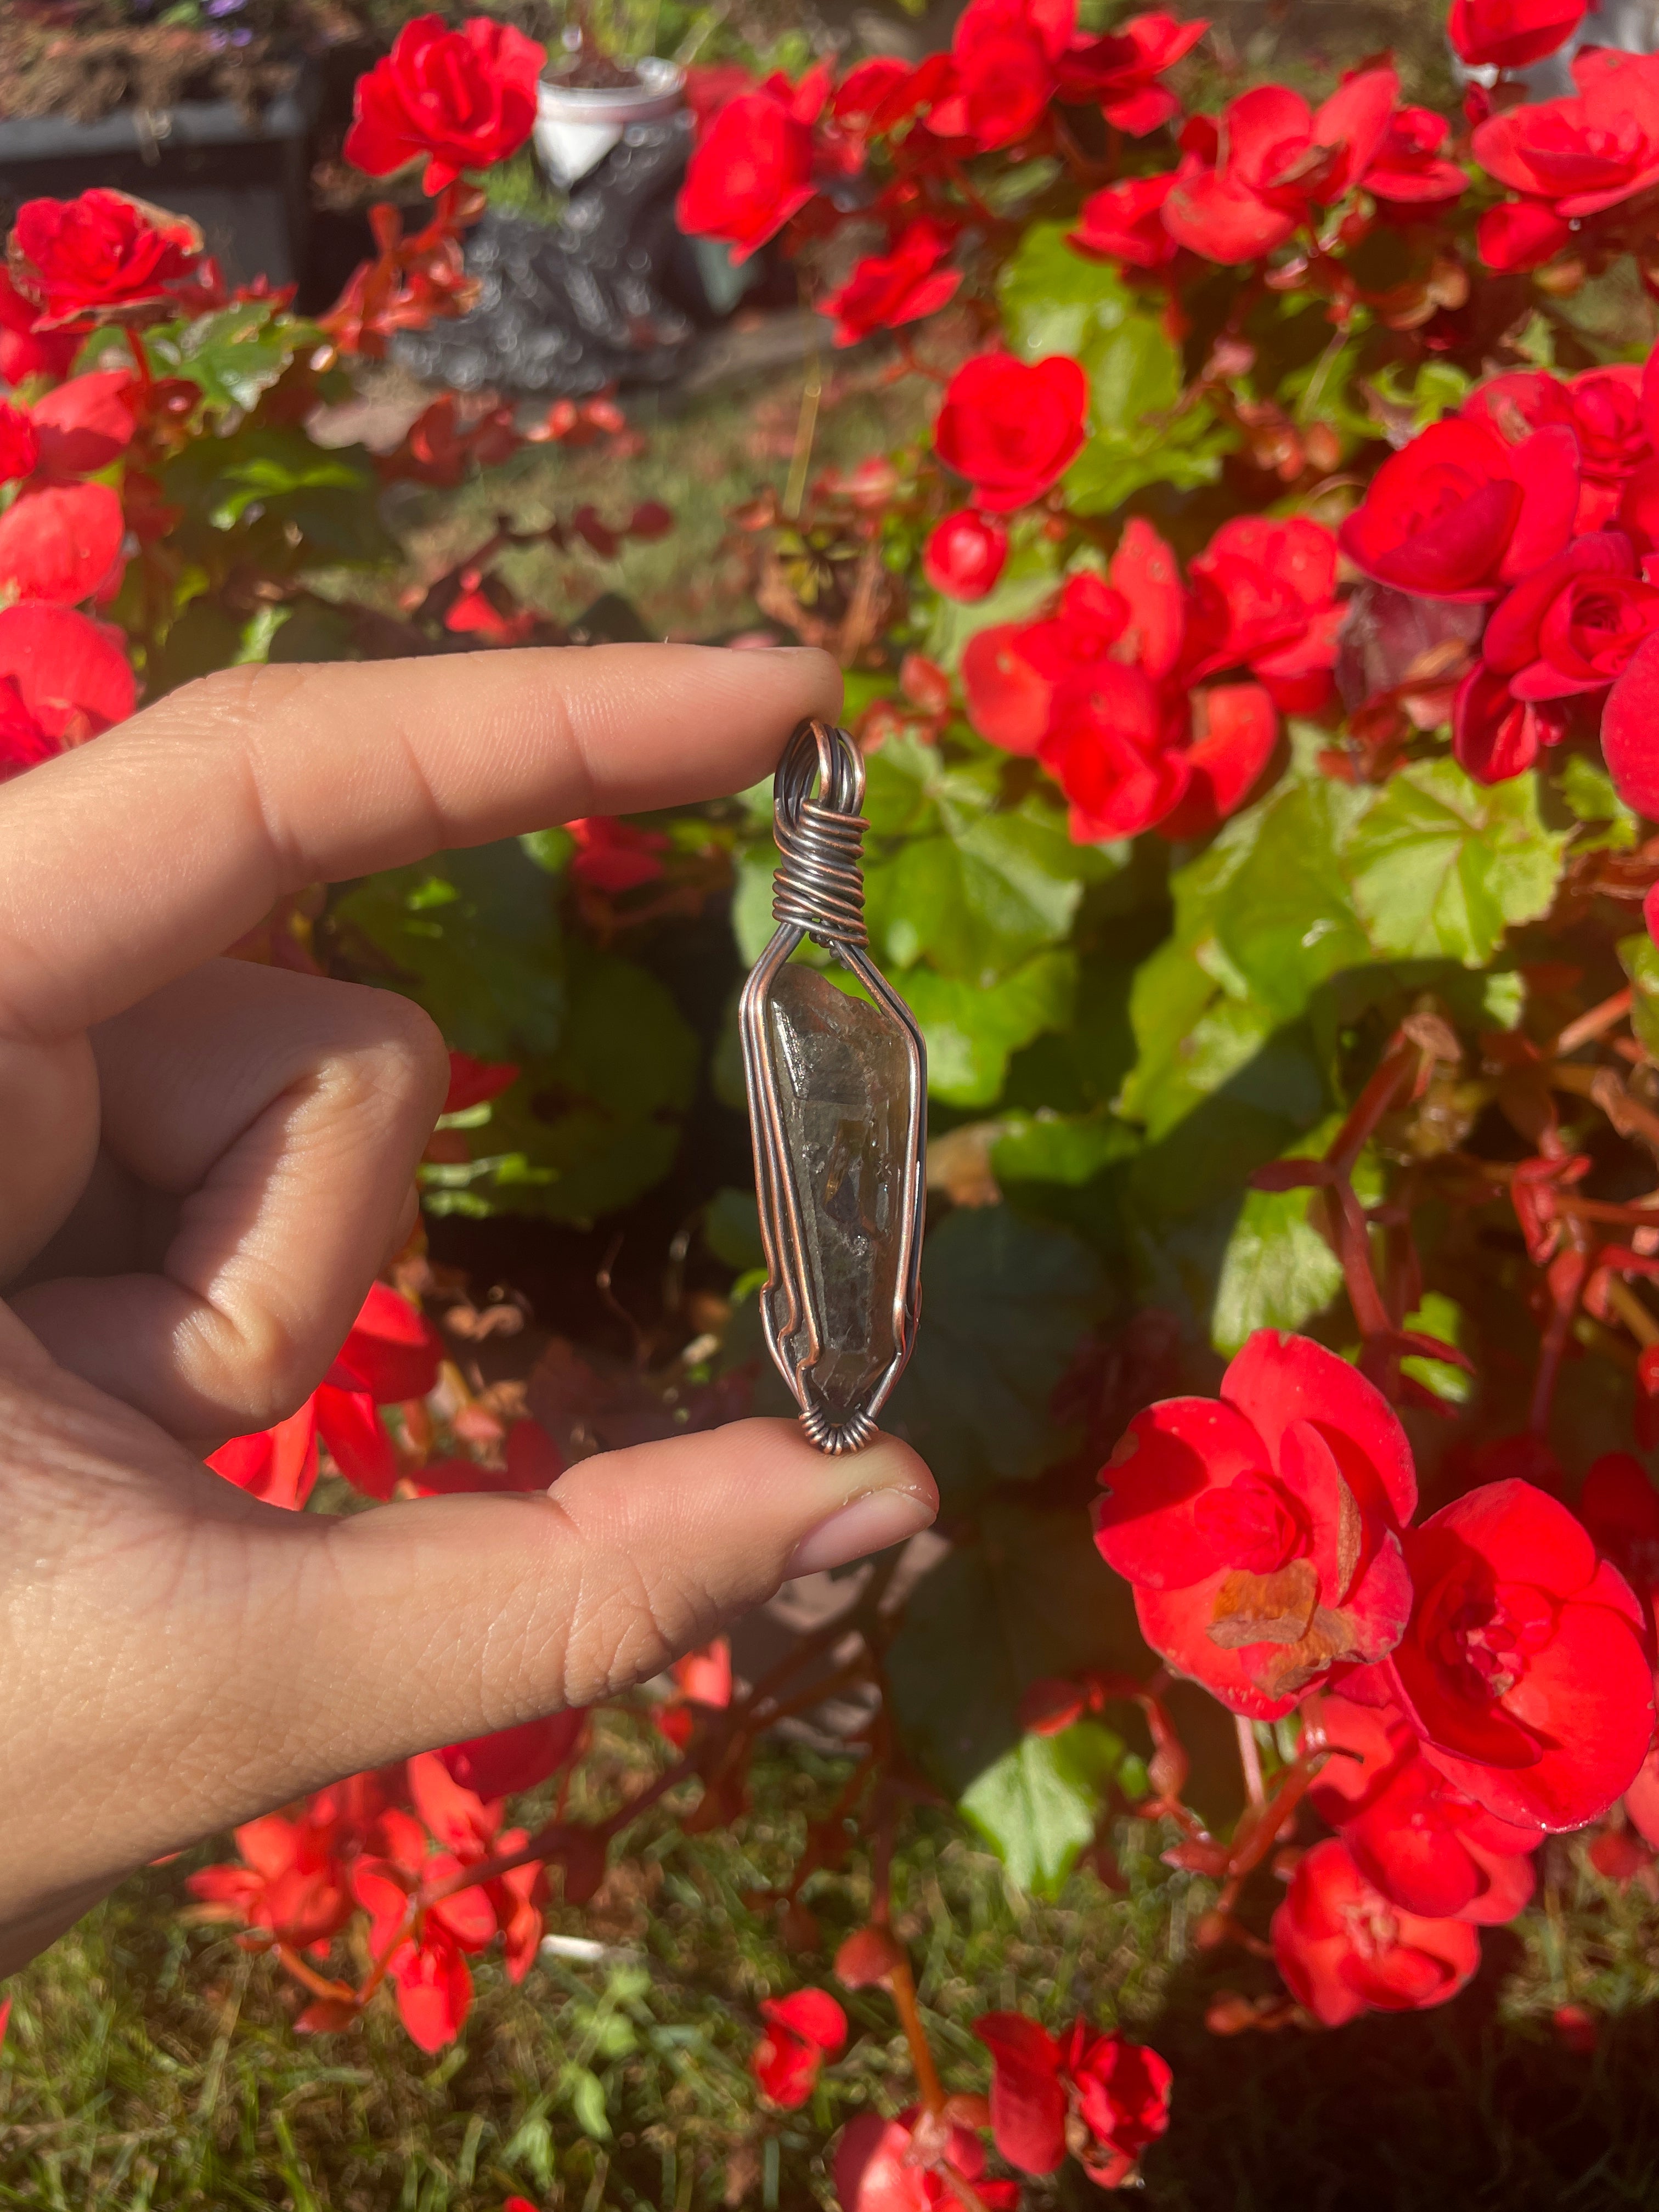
[[278, 1418, 936, 1781]]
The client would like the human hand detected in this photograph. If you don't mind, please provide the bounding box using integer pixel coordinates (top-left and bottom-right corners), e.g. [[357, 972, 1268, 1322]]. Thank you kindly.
[[0, 646, 937, 1975]]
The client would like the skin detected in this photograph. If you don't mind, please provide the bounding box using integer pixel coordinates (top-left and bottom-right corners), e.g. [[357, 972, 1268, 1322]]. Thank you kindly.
[[0, 644, 938, 1977]]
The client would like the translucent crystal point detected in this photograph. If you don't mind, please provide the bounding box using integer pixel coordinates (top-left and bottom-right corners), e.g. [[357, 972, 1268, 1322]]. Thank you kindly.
[[763, 962, 911, 1434]]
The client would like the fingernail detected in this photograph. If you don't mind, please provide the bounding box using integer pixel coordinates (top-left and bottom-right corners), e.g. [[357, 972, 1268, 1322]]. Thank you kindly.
[[785, 1483, 936, 1578]]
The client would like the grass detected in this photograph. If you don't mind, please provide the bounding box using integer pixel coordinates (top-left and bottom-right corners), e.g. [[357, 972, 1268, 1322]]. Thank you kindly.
[[5, 1709, 1659, 2211]]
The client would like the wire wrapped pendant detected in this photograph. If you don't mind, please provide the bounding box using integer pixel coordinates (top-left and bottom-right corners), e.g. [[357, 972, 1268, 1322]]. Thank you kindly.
[[740, 718, 927, 1454]]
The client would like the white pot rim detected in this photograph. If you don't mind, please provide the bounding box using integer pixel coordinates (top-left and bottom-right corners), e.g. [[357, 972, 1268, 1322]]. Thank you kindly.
[[535, 55, 685, 122]]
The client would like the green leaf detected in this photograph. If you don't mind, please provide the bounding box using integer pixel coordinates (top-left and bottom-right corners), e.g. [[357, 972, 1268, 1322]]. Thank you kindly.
[[886, 1495, 1144, 1797], [1210, 1117, 1381, 1355], [334, 841, 567, 1061], [862, 734, 1102, 983], [1346, 759, 1568, 966], [997, 221, 1141, 366], [992, 1107, 1139, 1186], [902, 950, 1077, 1105], [163, 425, 396, 572], [1620, 933, 1659, 1059], [704, 1187, 764, 1272], [145, 301, 317, 414], [960, 1720, 1125, 1898], [1559, 754, 1639, 852], [883, 1205, 1102, 1498], [1400, 1290, 1473, 1406]]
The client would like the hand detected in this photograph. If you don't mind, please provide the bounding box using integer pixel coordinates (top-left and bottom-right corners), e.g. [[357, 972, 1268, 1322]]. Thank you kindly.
[[0, 646, 937, 1976]]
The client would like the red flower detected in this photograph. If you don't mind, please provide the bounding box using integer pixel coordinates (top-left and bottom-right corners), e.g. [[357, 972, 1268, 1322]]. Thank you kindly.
[[0, 601, 135, 782], [922, 508, 1008, 601], [820, 221, 962, 348], [1482, 531, 1659, 703], [836, 2109, 1021, 2212], [436, 1711, 586, 1801], [1055, 10, 1209, 135], [1069, 175, 1178, 268], [354, 1856, 476, 2051], [1338, 416, 1578, 600], [207, 1397, 320, 1512], [1309, 1695, 1540, 1922], [318, 1281, 445, 1498], [187, 1806, 354, 1950], [1039, 669, 1186, 839], [934, 351, 1088, 512], [1567, 365, 1650, 528], [1474, 47, 1659, 218], [974, 2012, 1173, 2187], [1578, 1451, 1659, 1647], [343, 14, 546, 196], [676, 66, 830, 261], [1477, 197, 1574, 271], [1163, 69, 1398, 263], [28, 369, 139, 479], [1156, 681, 1278, 839], [1383, 1480, 1655, 1830], [1363, 106, 1468, 207], [566, 815, 670, 893], [1451, 663, 1566, 784], [1272, 1837, 1481, 2027], [1094, 1330, 1418, 1719], [1449, 0, 1587, 67], [1185, 515, 1343, 712], [0, 400, 38, 484], [0, 266, 77, 381], [0, 482, 125, 606], [442, 1049, 520, 1113], [7, 189, 204, 328], [751, 1988, 847, 2106], [1602, 631, 1659, 818], [927, 0, 1075, 154]]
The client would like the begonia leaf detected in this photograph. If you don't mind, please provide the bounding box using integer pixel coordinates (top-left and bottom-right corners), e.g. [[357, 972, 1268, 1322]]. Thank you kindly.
[[959, 1719, 1126, 1898]]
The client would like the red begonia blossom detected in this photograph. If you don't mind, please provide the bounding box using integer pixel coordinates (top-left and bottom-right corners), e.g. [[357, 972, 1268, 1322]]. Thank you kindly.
[[1381, 1479, 1655, 1830], [7, 189, 204, 327], [1094, 1330, 1418, 1719], [353, 1856, 476, 2050], [436, 1711, 586, 1801], [414, 1417, 564, 1497], [1474, 48, 1659, 219], [0, 265, 76, 381], [1477, 195, 1575, 271], [442, 1049, 520, 1113], [0, 601, 134, 782], [1363, 106, 1469, 207], [923, 508, 1008, 601], [1602, 631, 1659, 820], [187, 1805, 356, 1951], [926, 0, 1075, 153], [751, 1988, 848, 2105], [344, 14, 545, 195], [1480, 532, 1659, 703], [207, 1396, 320, 1511], [1163, 68, 1398, 264], [834, 2109, 1020, 2212], [933, 351, 1088, 512], [1069, 174, 1178, 267], [1040, 673, 1187, 840], [1452, 661, 1567, 783], [974, 2012, 1173, 2186], [1566, 365, 1649, 528], [1578, 1451, 1659, 1647], [1185, 516, 1344, 712], [1338, 416, 1578, 600], [1156, 681, 1278, 839], [1308, 1695, 1540, 1922], [0, 399, 38, 484], [1055, 11, 1208, 134], [29, 369, 139, 479], [1272, 1837, 1481, 2026], [566, 814, 670, 893], [316, 1282, 444, 1497], [1449, 0, 1587, 68], [676, 65, 832, 261], [0, 481, 126, 606], [820, 221, 962, 347]]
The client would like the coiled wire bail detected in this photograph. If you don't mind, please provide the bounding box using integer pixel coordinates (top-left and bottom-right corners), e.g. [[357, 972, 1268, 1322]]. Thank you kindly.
[[771, 718, 868, 953]]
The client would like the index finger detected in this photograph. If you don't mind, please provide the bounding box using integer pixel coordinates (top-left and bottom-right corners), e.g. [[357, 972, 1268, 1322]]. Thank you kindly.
[[0, 644, 839, 1042]]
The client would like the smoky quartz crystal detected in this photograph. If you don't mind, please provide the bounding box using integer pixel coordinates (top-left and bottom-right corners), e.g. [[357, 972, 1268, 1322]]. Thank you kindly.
[[740, 721, 926, 1454]]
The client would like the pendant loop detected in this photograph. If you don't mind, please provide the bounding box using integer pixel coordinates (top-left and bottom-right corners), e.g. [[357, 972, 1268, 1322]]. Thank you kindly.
[[739, 719, 927, 1455]]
